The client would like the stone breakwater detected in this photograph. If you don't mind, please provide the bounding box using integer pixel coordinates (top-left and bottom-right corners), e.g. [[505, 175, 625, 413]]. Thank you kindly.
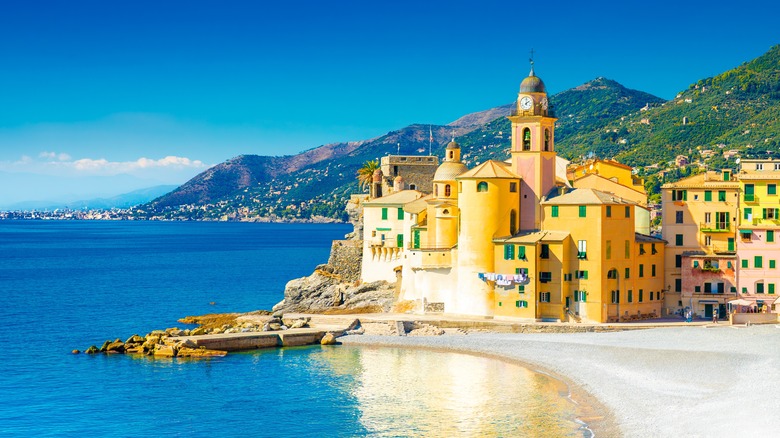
[[74, 313, 326, 358]]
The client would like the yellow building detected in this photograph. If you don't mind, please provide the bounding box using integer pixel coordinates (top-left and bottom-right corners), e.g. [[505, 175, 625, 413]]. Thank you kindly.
[[360, 65, 664, 322]]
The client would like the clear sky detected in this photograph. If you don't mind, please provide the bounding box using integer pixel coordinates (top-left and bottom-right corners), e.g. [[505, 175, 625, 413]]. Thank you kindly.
[[1, 0, 778, 206]]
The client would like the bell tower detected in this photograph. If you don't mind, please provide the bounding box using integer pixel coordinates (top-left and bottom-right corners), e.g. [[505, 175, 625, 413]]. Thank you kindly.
[[509, 59, 558, 231]]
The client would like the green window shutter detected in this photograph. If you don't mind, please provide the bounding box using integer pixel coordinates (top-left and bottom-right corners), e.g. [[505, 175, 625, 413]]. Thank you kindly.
[[583, 271, 588, 280], [639, 264, 644, 277], [769, 184, 777, 195], [515, 300, 520, 308], [652, 264, 656, 276], [683, 190, 687, 201], [397, 208, 404, 220], [755, 256, 763, 268], [763, 208, 768, 219], [579, 205, 586, 217], [625, 268, 630, 279], [718, 191, 726, 202], [704, 191, 712, 201], [504, 245, 511, 260], [757, 283, 765, 294], [606, 206, 611, 217], [693, 260, 699, 268], [770, 260, 776, 269], [625, 206, 630, 218], [742, 259, 748, 268], [397, 234, 403, 248], [508, 244, 515, 259], [551, 205, 559, 217], [745, 184, 754, 201], [768, 230, 775, 243], [676, 234, 683, 246], [769, 284, 776, 294], [517, 245, 526, 259], [744, 208, 752, 220], [518, 285, 525, 293], [381, 208, 388, 220]]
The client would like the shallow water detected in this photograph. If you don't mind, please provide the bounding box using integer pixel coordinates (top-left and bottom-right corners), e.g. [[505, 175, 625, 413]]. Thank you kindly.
[[0, 220, 586, 436]]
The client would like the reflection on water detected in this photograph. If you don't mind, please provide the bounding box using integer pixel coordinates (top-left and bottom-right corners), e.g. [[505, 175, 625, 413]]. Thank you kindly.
[[312, 346, 586, 437]]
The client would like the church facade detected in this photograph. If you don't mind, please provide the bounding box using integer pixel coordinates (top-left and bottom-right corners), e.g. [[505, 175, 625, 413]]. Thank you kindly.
[[360, 67, 665, 323]]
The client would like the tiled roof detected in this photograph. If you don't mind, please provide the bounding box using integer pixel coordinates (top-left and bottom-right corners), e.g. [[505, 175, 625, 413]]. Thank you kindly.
[[363, 190, 424, 206], [457, 160, 519, 179]]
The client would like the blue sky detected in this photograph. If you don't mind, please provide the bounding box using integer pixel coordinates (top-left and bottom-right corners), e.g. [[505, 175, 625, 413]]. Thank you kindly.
[[1, 0, 778, 206]]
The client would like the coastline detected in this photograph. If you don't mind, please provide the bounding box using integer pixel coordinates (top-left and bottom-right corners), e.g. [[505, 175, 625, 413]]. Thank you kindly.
[[339, 324, 780, 437]]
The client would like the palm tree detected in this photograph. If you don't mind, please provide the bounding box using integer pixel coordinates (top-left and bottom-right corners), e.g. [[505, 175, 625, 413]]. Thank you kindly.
[[357, 159, 379, 192]]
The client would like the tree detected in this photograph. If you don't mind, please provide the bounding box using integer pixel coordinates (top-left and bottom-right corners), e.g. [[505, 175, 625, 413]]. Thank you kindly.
[[357, 159, 379, 192]]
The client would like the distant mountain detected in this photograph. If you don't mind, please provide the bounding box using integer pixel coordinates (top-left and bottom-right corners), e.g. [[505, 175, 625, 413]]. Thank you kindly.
[[138, 45, 780, 221], [559, 44, 780, 167], [7, 185, 178, 211]]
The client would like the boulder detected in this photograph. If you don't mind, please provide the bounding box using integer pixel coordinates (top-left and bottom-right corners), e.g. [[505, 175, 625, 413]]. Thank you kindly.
[[176, 339, 197, 349], [85, 345, 100, 354], [153, 344, 176, 357], [125, 346, 144, 354], [189, 327, 208, 336], [289, 319, 309, 329], [99, 340, 112, 352], [105, 340, 125, 353], [273, 270, 395, 314], [71, 349, 80, 355], [125, 334, 145, 344], [320, 332, 339, 345], [269, 323, 282, 331]]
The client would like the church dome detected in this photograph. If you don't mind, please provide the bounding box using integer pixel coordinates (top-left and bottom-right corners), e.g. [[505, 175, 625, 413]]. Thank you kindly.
[[372, 168, 383, 183], [433, 161, 468, 182], [520, 71, 546, 94], [446, 139, 460, 150]]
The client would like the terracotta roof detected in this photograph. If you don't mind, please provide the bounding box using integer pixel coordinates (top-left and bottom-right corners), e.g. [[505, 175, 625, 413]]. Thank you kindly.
[[457, 160, 519, 179], [363, 190, 424, 206], [403, 195, 433, 214]]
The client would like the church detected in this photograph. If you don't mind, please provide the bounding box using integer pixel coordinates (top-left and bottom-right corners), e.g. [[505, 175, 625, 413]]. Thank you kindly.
[[359, 65, 666, 323]]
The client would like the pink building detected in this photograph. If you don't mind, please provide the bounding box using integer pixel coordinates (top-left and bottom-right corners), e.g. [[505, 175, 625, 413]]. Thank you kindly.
[[736, 229, 778, 310]]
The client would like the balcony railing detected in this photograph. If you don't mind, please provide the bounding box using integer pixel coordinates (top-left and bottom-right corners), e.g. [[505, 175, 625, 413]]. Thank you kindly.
[[743, 194, 758, 203], [700, 222, 731, 232]]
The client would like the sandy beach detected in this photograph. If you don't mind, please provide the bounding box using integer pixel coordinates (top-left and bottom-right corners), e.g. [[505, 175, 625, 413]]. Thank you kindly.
[[339, 323, 780, 437]]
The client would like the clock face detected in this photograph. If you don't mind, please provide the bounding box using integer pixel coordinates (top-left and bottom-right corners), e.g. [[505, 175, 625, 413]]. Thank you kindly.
[[520, 96, 533, 110]]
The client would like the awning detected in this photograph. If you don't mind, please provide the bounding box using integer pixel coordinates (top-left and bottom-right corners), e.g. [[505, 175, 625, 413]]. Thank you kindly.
[[376, 228, 391, 231], [738, 229, 752, 234], [727, 299, 753, 306], [698, 300, 719, 303]]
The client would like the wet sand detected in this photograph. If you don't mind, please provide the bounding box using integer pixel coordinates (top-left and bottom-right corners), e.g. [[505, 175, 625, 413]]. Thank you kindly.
[[340, 324, 780, 437]]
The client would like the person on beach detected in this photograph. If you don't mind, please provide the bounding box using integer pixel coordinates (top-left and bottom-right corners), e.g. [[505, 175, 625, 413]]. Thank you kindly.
[[712, 309, 718, 324]]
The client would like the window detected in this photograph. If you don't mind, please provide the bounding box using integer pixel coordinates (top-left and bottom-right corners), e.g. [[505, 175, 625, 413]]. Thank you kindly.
[[477, 181, 488, 192], [625, 206, 631, 218], [564, 273, 572, 281], [518, 285, 525, 294], [675, 255, 682, 268], [755, 256, 763, 268], [625, 240, 630, 259], [544, 129, 550, 151], [516, 300, 528, 308], [704, 212, 711, 224], [675, 279, 682, 292], [768, 230, 775, 243], [551, 205, 559, 217], [381, 208, 388, 220], [397, 208, 404, 220], [628, 290, 633, 303], [724, 170, 731, 180], [672, 190, 687, 201], [693, 260, 700, 268], [756, 163, 764, 171], [638, 289, 644, 302], [539, 272, 552, 283], [444, 184, 451, 197], [639, 244, 646, 255], [509, 182, 517, 193], [522, 128, 531, 151], [704, 190, 712, 202], [744, 184, 755, 201], [744, 208, 752, 220], [770, 260, 776, 269], [606, 240, 612, 260], [742, 259, 748, 268], [651, 244, 657, 255], [510, 210, 517, 235], [579, 206, 587, 217], [763, 208, 779, 219], [540, 244, 549, 259], [575, 270, 588, 279], [705, 235, 712, 246], [396, 234, 403, 247], [769, 284, 776, 294], [695, 286, 701, 292], [675, 211, 683, 223], [756, 283, 765, 294], [504, 244, 515, 260], [578, 291, 587, 302], [676, 234, 683, 246], [606, 206, 612, 217], [741, 230, 752, 241], [517, 246, 526, 260], [611, 290, 620, 304], [607, 269, 617, 279], [704, 283, 712, 293], [577, 240, 587, 259], [639, 264, 644, 277], [769, 184, 777, 195], [539, 292, 551, 302], [731, 286, 737, 293], [625, 267, 630, 279], [652, 264, 656, 277], [718, 191, 726, 202]]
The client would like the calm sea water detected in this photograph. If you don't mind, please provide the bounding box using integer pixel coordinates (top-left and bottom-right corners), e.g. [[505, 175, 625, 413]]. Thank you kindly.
[[0, 220, 583, 436]]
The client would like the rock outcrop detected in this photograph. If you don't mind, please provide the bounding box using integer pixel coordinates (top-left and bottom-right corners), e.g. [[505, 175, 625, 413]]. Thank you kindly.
[[272, 266, 395, 315]]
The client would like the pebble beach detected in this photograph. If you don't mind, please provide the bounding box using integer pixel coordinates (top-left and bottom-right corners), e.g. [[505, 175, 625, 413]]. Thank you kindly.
[[340, 324, 780, 437]]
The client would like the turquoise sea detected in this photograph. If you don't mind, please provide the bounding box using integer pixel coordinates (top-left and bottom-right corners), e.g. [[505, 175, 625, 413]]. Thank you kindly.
[[0, 220, 584, 436]]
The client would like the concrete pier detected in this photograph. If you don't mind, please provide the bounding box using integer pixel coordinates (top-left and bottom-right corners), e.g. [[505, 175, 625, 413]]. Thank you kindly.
[[177, 326, 347, 352]]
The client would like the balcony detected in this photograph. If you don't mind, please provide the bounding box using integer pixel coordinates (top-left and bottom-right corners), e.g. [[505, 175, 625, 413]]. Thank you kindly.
[[743, 194, 758, 203], [699, 222, 731, 233]]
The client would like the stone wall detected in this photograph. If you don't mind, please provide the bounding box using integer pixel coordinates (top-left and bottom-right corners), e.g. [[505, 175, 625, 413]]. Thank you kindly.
[[380, 155, 438, 194], [328, 239, 363, 283]]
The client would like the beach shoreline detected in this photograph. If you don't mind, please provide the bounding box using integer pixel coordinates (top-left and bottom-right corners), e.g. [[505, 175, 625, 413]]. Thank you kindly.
[[339, 324, 780, 437]]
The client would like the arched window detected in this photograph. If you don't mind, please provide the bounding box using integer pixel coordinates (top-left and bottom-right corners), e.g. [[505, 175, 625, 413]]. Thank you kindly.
[[449, 151, 453, 159], [510, 210, 517, 235], [544, 129, 550, 151], [477, 181, 488, 192], [443, 209, 450, 215], [409, 184, 416, 190], [444, 184, 451, 197], [434, 185, 438, 196], [523, 128, 531, 151]]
